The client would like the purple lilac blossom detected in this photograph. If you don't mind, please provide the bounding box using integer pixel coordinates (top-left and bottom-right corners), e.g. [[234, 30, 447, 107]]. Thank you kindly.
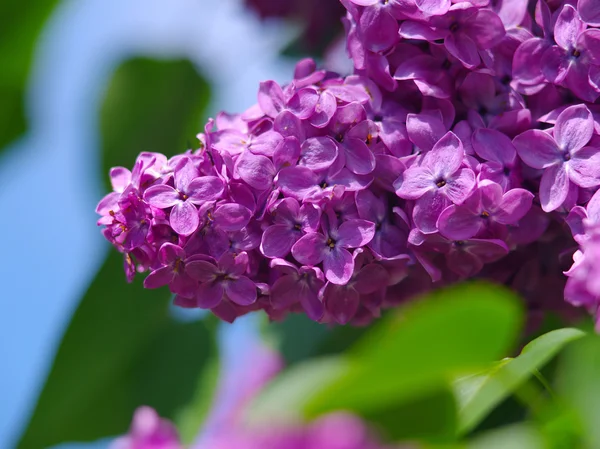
[[97, 0, 600, 327]]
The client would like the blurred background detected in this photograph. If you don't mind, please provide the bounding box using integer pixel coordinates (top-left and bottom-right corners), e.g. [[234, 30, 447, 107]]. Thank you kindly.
[[0, 0, 346, 447]]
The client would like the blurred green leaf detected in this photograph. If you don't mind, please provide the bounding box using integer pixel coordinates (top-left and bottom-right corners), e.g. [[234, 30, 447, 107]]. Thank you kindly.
[[555, 334, 600, 449], [18, 252, 217, 449], [266, 313, 368, 366], [100, 57, 210, 190], [467, 423, 546, 449], [305, 282, 523, 419], [18, 57, 214, 448], [363, 388, 458, 443], [0, 0, 60, 150], [454, 328, 585, 435]]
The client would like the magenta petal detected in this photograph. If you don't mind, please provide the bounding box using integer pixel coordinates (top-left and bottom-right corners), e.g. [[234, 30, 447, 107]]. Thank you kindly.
[[539, 164, 569, 212], [406, 112, 446, 153], [109, 167, 131, 192], [437, 205, 482, 240], [343, 137, 376, 175], [394, 167, 434, 200], [359, 5, 399, 53], [337, 219, 376, 248], [144, 266, 174, 289], [258, 80, 285, 118], [540, 45, 569, 84], [445, 33, 480, 68], [323, 247, 354, 285], [425, 131, 464, 176], [466, 9, 506, 49], [273, 136, 301, 170], [197, 281, 224, 309], [210, 300, 237, 323], [277, 166, 320, 201], [310, 91, 337, 128], [416, 0, 450, 15], [553, 5, 585, 50], [213, 204, 252, 232], [261, 224, 298, 258], [158, 242, 184, 265], [236, 151, 276, 190], [472, 128, 516, 165], [174, 157, 198, 192], [413, 190, 449, 233], [287, 88, 319, 119], [271, 275, 301, 309], [513, 130, 559, 169], [300, 137, 338, 171], [554, 104, 593, 153], [568, 147, 600, 188], [187, 176, 225, 203], [354, 264, 389, 295], [170, 201, 199, 236], [185, 260, 218, 282], [144, 184, 180, 208], [292, 233, 327, 266], [325, 285, 359, 324], [224, 276, 257, 306], [495, 189, 534, 224], [579, 0, 600, 26], [445, 168, 476, 204]]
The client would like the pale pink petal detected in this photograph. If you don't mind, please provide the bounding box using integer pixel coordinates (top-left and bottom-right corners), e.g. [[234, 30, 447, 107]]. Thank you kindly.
[[539, 164, 569, 212], [170, 201, 199, 236]]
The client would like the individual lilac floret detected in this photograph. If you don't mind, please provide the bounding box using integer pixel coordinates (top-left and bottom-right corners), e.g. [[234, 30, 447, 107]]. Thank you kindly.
[[395, 131, 476, 233], [399, 4, 506, 69], [186, 252, 257, 309], [270, 259, 326, 321], [292, 211, 375, 285], [143, 243, 197, 298], [261, 198, 321, 258], [437, 180, 533, 240], [540, 5, 600, 102], [144, 157, 224, 236], [471, 128, 520, 190], [513, 104, 600, 212]]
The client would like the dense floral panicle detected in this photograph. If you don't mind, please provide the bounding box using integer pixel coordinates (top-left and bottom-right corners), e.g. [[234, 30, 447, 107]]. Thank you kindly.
[[99, 0, 600, 326]]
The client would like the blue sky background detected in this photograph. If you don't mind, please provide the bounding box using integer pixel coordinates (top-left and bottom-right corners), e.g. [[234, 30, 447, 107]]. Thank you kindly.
[[0, 0, 297, 446]]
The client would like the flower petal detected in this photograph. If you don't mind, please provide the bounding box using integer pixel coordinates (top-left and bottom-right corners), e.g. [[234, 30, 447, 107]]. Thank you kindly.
[[495, 189, 534, 224], [185, 260, 218, 282], [260, 224, 299, 258], [144, 184, 180, 209], [568, 147, 600, 188], [143, 266, 174, 289], [444, 168, 476, 204], [325, 284, 359, 324], [212, 204, 252, 232], [343, 137, 376, 175], [437, 205, 482, 240], [513, 130, 559, 169], [170, 201, 199, 236], [196, 281, 224, 309], [337, 219, 376, 248], [187, 176, 225, 203], [300, 137, 338, 171], [539, 164, 569, 212], [394, 167, 434, 200], [292, 232, 327, 266], [554, 104, 593, 153], [323, 247, 355, 285], [258, 80, 285, 118], [236, 151, 276, 190], [472, 128, 516, 165], [224, 276, 257, 306]]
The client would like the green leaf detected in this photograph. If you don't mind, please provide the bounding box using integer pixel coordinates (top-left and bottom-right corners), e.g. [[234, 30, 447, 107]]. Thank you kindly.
[[467, 424, 545, 449], [100, 57, 210, 190], [305, 282, 523, 418], [454, 328, 585, 435], [555, 334, 600, 449], [0, 0, 61, 150], [18, 252, 217, 449]]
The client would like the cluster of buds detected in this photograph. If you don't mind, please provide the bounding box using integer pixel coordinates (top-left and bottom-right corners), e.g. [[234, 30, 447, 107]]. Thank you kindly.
[[98, 0, 600, 327]]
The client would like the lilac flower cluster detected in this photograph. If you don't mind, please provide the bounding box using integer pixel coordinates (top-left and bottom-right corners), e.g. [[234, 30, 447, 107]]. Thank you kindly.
[[98, 0, 600, 327]]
